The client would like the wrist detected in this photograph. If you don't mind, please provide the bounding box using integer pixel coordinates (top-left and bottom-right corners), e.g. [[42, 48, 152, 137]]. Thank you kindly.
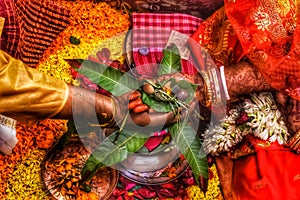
[[94, 93, 117, 128], [195, 67, 229, 109]]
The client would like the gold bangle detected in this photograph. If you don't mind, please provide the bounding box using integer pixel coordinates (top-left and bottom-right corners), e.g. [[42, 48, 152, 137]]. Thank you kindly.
[[286, 129, 300, 150], [207, 68, 221, 106], [198, 70, 212, 107]]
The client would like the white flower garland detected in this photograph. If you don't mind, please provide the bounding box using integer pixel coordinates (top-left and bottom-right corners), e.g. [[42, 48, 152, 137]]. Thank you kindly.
[[203, 92, 289, 155], [244, 92, 289, 144]]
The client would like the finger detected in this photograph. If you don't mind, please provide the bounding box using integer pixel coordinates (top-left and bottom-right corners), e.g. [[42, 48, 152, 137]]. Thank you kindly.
[[133, 104, 149, 113], [129, 111, 175, 127], [275, 92, 288, 107], [148, 108, 156, 114], [128, 98, 143, 110], [129, 91, 141, 101], [180, 99, 197, 120], [170, 113, 181, 123]]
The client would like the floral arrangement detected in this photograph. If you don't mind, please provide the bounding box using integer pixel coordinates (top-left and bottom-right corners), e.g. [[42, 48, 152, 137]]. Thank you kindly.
[[203, 92, 289, 155], [6, 150, 49, 199], [0, 120, 67, 199], [38, 0, 130, 84], [70, 43, 208, 189]]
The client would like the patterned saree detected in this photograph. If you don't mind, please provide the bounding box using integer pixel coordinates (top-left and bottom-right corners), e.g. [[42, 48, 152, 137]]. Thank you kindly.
[[191, 0, 300, 101]]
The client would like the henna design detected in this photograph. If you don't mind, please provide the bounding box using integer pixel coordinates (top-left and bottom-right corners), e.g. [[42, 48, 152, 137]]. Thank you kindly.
[[286, 98, 300, 134], [224, 61, 272, 99]]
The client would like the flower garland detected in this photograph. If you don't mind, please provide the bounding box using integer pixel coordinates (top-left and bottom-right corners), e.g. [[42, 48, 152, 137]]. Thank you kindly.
[[203, 92, 289, 155], [244, 92, 289, 144]]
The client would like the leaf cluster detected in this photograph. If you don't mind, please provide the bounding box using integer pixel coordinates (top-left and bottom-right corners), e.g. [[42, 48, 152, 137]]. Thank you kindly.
[[66, 43, 208, 186]]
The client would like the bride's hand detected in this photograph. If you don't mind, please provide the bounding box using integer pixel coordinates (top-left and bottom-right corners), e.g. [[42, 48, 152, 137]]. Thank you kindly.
[[276, 92, 300, 152]]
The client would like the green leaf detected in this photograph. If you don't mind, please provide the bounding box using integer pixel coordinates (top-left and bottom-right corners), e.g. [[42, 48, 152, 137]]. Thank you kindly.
[[169, 123, 208, 185], [81, 130, 147, 182], [141, 79, 197, 112], [75, 60, 140, 96], [141, 92, 174, 112], [80, 155, 103, 182], [70, 36, 80, 45], [158, 44, 181, 76]]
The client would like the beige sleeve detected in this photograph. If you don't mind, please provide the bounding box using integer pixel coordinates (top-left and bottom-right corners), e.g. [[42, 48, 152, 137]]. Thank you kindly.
[[0, 50, 69, 123]]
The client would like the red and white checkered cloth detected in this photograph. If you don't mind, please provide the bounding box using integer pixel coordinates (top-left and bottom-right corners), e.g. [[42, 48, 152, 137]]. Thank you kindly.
[[131, 13, 203, 78]]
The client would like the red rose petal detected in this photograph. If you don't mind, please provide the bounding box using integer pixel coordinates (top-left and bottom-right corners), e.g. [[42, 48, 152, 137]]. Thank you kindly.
[[143, 136, 164, 152]]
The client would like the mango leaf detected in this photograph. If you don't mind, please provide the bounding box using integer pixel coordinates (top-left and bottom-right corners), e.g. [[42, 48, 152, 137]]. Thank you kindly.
[[81, 130, 147, 182], [158, 44, 181, 76], [80, 155, 103, 182], [68, 59, 140, 96], [141, 92, 174, 112], [169, 123, 208, 185]]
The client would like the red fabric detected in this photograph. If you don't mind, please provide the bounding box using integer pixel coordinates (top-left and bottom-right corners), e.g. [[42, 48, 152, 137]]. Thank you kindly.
[[189, 7, 244, 68], [0, 0, 20, 58], [101, 0, 224, 19], [224, 0, 300, 100], [190, 0, 300, 100], [0, 0, 70, 67], [233, 140, 300, 200], [131, 13, 203, 78]]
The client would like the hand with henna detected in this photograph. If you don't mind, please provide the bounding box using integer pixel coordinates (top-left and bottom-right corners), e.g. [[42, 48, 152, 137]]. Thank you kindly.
[[275, 92, 300, 152], [224, 63, 300, 152]]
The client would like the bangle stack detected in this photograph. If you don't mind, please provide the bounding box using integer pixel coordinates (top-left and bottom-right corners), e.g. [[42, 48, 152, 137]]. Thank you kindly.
[[198, 70, 212, 107], [220, 66, 230, 100], [199, 66, 227, 108]]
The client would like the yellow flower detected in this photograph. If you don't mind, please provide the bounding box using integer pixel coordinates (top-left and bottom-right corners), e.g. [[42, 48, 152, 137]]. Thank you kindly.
[[186, 164, 222, 200], [38, 1, 130, 84], [6, 150, 52, 200]]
